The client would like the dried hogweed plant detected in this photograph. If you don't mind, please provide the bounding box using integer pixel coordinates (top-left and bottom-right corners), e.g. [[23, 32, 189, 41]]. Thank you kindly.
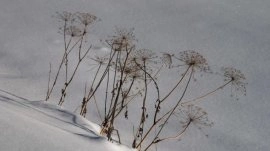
[[45, 11, 98, 106], [45, 11, 247, 151], [222, 67, 247, 99]]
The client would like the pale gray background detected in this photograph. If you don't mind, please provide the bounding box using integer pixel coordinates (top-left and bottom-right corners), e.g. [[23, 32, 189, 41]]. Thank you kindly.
[[0, 0, 269, 151]]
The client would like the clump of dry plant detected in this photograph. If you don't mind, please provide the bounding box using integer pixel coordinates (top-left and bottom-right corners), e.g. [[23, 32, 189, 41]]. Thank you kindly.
[[45, 11, 247, 151], [45, 11, 98, 106]]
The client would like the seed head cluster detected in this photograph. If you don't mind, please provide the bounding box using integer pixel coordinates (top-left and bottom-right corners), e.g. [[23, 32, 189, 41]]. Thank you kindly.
[[77, 12, 98, 26], [107, 27, 136, 51], [64, 26, 83, 37], [131, 49, 158, 66], [177, 50, 210, 73], [55, 11, 98, 37], [90, 55, 109, 66], [178, 104, 213, 129], [222, 67, 247, 97], [55, 11, 73, 22], [161, 53, 173, 68]]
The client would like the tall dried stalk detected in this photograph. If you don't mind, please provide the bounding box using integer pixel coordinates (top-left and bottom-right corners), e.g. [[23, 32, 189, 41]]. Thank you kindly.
[[45, 12, 247, 151]]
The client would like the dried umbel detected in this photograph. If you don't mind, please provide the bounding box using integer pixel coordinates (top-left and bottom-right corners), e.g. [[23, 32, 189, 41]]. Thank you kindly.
[[129, 49, 158, 74], [90, 55, 109, 66], [122, 61, 144, 80], [55, 11, 98, 38], [132, 49, 157, 64], [176, 50, 210, 73], [63, 25, 83, 37], [106, 27, 136, 51], [76, 12, 98, 26], [55, 11, 74, 22], [161, 53, 173, 68], [177, 104, 213, 129], [222, 67, 247, 98]]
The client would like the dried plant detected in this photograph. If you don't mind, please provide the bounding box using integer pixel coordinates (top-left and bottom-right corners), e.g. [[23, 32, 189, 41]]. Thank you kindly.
[[161, 53, 173, 68], [76, 12, 98, 26], [62, 25, 83, 37], [55, 11, 73, 22], [178, 104, 213, 129], [148, 104, 213, 144], [46, 11, 97, 105], [106, 27, 136, 51], [176, 50, 210, 71], [222, 67, 247, 99], [45, 11, 247, 151]]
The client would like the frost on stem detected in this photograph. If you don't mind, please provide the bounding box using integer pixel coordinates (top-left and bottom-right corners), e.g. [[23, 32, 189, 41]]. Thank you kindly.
[[222, 67, 247, 99]]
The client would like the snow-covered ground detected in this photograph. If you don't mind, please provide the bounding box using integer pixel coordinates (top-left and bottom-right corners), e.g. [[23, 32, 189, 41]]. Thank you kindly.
[[1, 0, 270, 151], [0, 90, 133, 151]]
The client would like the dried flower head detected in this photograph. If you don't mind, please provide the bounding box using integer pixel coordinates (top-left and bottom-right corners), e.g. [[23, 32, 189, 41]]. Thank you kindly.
[[90, 55, 109, 66], [59, 25, 82, 37], [55, 11, 74, 22], [76, 12, 98, 26], [176, 50, 210, 73], [125, 62, 145, 80], [107, 27, 136, 51], [161, 53, 173, 68], [130, 49, 158, 65], [177, 104, 213, 129], [86, 55, 109, 72], [222, 67, 247, 98]]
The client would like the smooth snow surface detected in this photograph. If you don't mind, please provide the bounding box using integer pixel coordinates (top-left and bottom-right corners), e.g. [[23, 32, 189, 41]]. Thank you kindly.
[[0, 90, 133, 151]]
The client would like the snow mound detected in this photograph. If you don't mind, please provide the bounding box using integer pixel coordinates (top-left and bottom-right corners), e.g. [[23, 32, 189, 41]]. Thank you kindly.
[[0, 90, 134, 151]]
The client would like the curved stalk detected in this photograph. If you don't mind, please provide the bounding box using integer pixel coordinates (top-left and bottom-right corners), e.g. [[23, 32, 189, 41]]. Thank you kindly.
[[181, 80, 232, 105], [143, 67, 193, 151]]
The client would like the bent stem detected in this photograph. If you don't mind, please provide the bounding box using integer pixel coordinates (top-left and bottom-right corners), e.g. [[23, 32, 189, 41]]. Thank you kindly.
[[158, 120, 191, 142], [58, 38, 91, 105], [181, 80, 232, 105], [143, 67, 193, 151], [80, 50, 117, 115], [160, 65, 191, 103]]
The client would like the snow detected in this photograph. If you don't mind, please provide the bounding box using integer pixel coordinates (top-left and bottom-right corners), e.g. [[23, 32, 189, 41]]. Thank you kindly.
[[0, 0, 270, 150], [0, 90, 134, 151]]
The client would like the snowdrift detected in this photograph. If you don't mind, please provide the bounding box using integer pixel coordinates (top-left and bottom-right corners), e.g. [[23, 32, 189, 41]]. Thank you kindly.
[[0, 90, 133, 151]]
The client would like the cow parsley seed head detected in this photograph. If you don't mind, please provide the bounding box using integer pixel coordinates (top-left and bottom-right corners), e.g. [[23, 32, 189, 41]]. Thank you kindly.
[[106, 27, 136, 51], [76, 12, 98, 26], [55, 11, 73, 22], [90, 55, 109, 66], [65, 26, 83, 37], [176, 50, 210, 73], [178, 104, 213, 129], [130, 49, 158, 67], [222, 67, 247, 98], [161, 53, 173, 68], [123, 62, 143, 79]]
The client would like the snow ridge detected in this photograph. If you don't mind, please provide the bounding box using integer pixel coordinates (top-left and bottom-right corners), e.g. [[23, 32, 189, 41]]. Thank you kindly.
[[0, 90, 133, 151]]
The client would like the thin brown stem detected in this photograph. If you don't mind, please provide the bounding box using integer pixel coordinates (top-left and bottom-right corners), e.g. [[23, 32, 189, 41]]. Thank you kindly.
[[181, 80, 232, 105], [143, 67, 193, 151], [45, 63, 52, 101], [160, 66, 191, 103]]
